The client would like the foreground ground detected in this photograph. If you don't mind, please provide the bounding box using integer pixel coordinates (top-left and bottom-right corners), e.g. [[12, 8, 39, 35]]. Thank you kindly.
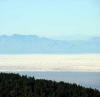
[[0, 73, 100, 97]]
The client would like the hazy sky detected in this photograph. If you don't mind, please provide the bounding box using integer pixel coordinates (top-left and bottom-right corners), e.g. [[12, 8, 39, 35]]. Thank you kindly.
[[0, 0, 100, 40]]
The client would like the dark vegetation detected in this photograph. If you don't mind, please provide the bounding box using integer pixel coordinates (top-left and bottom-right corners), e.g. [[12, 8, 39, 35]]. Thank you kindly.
[[0, 73, 100, 97]]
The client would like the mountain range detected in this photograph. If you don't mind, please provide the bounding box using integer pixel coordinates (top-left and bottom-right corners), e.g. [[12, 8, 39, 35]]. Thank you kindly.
[[0, 34, 100, 54]]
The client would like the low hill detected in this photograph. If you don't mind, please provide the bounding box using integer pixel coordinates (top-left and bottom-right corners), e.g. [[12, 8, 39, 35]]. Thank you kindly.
[[0, 73, 100, 97]]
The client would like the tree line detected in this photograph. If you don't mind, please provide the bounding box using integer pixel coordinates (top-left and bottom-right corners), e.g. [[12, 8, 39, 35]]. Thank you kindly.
[[0, 73, 100, 97]]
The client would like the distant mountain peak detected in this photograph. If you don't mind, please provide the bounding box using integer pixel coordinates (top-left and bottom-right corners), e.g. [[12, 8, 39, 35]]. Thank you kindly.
[[0, 34, 100, 54]]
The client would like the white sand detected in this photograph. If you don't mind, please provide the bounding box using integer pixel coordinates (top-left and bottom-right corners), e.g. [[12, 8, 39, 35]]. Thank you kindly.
[[0, 54, 100, 72]]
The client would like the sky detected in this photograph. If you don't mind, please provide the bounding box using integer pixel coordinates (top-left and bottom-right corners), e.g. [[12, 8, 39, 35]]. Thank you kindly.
[[0, 0, 100, 40]]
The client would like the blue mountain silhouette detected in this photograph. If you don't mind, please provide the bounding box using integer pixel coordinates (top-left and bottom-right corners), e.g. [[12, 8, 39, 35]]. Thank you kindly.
[[0, 34, 100, 54]]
